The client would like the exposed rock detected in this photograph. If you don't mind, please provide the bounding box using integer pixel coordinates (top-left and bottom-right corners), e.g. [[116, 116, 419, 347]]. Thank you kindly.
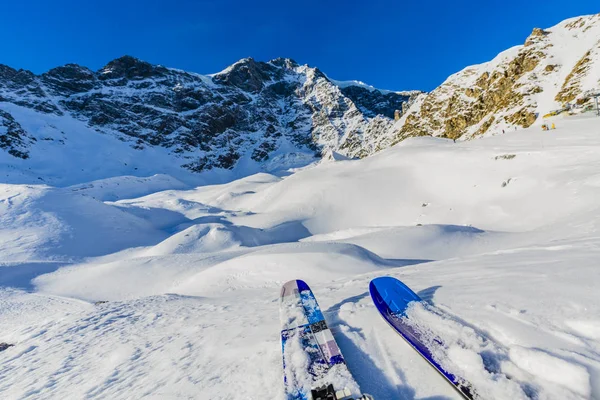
[[392, 13, 600, 142], [0, 110, 35, 159], [0, 55, 422, 171], [0, 65, 18, 80], [338, 85, 412, 119], [476, 116, 495, 136], [99, 55, 168, 82], [495, 154, 516, 160], [531, 27, 549, 36], [501, 178, 512, 187], [505, 108, 537, 127], [0, 343, 14, 352], [42, 64, 98, 95], [525, 28, 549, 46], [212, 58, 273, 93], [555, 48, 594, 104]]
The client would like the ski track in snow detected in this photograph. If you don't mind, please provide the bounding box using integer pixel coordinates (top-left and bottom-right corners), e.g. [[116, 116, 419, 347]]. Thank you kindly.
[[2, 115, 600, 399]]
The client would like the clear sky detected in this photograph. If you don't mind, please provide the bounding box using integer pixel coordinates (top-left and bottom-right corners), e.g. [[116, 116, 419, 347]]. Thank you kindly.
[[1, 1, 598, 91]]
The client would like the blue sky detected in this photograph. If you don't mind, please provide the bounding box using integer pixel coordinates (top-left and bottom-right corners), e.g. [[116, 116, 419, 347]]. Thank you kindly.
[[1, 1, 598, 91]]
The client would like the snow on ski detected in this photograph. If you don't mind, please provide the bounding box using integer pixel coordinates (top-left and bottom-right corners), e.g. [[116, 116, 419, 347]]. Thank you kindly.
[[369, 276, 475, 399], [280, 279, 371, 400]]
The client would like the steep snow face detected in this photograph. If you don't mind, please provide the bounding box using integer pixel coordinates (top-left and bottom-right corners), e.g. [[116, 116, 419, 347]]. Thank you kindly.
[[0, 56, 417, 182], [394, 13, 600, 142], [2, 115, 600, 399]]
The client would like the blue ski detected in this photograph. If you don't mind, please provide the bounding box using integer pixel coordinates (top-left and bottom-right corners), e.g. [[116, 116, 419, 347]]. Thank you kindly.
[[369, 276, 475, 399]]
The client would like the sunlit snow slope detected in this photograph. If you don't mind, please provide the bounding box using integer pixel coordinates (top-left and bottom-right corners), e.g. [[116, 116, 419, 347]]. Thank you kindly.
[[2, 115, 600, 399]]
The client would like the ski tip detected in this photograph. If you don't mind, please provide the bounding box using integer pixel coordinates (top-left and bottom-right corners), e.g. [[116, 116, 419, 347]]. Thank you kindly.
[[295, 279, 310, 292], [281, 279, 310, 290], [369, 276, 422, 300], [280, 279, 311, 298], [369, 276, 422, 315]]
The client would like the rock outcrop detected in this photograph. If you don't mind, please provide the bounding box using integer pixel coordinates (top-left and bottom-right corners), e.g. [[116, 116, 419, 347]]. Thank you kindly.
[[392, 13, 600, 143]]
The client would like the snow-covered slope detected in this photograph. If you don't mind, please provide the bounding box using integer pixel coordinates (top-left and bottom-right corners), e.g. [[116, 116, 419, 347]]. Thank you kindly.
[[2, 114, 600, 399], [393, 13, 600, 142]]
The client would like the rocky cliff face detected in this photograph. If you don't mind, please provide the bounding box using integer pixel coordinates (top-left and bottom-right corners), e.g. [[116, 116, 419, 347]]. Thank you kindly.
[[0, 56, 419, 170], [392, 13, 600, 143], [0, 110, 34, 159]]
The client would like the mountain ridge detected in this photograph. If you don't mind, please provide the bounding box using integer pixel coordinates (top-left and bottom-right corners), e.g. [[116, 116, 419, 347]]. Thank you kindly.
[[1, 13, 599, 183], [391, 13, 600, 143], [0, 55, 421, 180]]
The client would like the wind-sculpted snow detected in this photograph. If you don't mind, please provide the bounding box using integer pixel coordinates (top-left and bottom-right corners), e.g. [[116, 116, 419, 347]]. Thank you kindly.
[[0, 185, 167, 262], [2, 115, 600, 399]]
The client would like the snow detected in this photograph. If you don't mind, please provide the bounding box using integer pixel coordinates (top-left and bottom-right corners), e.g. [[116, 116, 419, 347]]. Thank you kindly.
[[2, 114, 600, 399], [509, 346, 591, 398], [0, 102, 204, 187], [329, 77, 421, 97]]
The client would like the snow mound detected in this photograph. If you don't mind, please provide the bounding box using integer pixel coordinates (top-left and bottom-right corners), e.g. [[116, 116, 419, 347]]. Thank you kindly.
[[68, 174, 188, 202], [0, 185, 166, 262], [509, 346, 591, 398], [33, 241, 394, 301], [143, 220, 311, 256]]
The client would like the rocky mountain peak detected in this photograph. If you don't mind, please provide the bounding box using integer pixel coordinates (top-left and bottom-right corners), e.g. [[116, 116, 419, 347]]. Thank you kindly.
[[98, 55, 168, 82], [0, 66, 36, 88], [0, 65, 19, 80], [268, 57, 300, 70], [212, 57, 277, 93], [42, 64, 97, 95], [525, 27, 550, 46]]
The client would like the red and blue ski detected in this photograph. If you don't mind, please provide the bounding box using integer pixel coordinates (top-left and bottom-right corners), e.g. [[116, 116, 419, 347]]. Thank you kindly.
[[280, 279, 372, 400], [369, 276, 475, 399]]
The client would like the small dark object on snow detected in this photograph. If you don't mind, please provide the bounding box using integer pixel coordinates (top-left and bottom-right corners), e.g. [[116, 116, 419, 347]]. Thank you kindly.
[[94, 300, 109, 306], [0, 343, 14, 352], [312, 384, 337, 400], [495, 154, 516, 160]]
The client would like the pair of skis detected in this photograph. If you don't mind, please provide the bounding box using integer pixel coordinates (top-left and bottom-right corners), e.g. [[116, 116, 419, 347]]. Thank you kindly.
[[279, 277, 475, 400]]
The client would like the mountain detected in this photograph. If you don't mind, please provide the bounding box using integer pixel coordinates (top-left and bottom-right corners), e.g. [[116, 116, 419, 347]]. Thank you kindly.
[[0, 56, 420, 184], [3, 13, 600, 400], [391, 13, 600, 143], [2, 13, 599, 185]]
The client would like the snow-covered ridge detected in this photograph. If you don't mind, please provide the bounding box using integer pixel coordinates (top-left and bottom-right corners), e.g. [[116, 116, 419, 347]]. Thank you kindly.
[[329, 77, 422, 97], [394, 13, 600, 142]]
